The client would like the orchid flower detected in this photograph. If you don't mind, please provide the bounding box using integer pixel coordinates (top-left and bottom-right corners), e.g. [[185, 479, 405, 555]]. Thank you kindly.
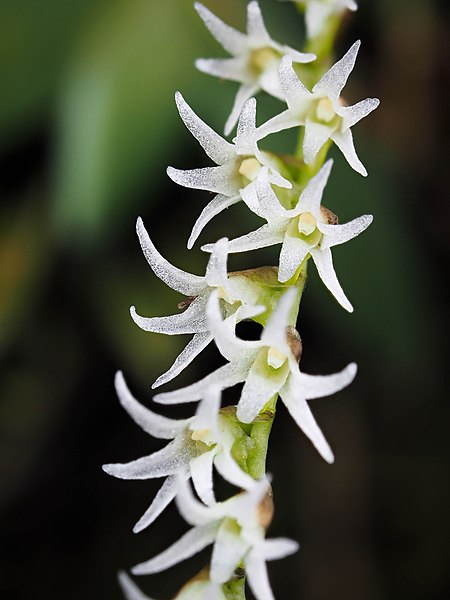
[[154, 289, 357, 464], [131, 476, 298, 600], [103, 372, 256, 533], [257, 41, 379, 175], [167, 93, 291, 249], [132, 218, 269, 388], [202, 160, 373, 312], [195, 1, 315, 135]]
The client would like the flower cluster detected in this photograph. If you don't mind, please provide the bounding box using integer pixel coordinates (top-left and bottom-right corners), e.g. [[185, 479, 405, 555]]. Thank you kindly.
[[104, 1, 378, 598]]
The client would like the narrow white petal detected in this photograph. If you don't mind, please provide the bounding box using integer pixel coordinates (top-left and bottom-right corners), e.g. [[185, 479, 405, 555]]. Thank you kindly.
[[237, 350, 289, 423], [175, 476, 219, 526], [259, 537, 299, 561], [167, 163, 239, 197], [175, 91, 234, 164], [102, 438, 194, 480], [255, 172, 293, 220], [195, 57, 248, 84], [311, 247, 353, 312], [214, 450, 257, 491], [339, 97, 380, 130], [280, 378, 334, 463], [115, 371, 189, 440], [154, 362, 249, 405], [296, 362, 357, 400], [234, 97, 257, 155], [194, 3, 248, 56], [191, 386, 222, 434], [205, 238, 229, 287], [297, 159, 333, 214], [130, 296, 208, 335], [303, 121, 332, 164], [331, 128, 367, 176], [225, 82, 259, 136], [246, 1, 270, 41], [203, 223, 285, 255], [313, 40, 361, 101], [152, 332, 212, 389], [132, 523, 219, 575], [246, 553, 275, 600], [188, 194, 241, 249], [240, 181, 263, 217], [133, 475, 181, 533], [257, 110, 302, 139], [207, 290, 260, 363], [278, 55, 311, 109], [210, 522, 249, 583], [136, 218, 205, 296], [260, 287, 297, 348], [320, 214, 373, 249], [118, 571, 153, 600], [278, 234, 310, 283], [190, 450, 216, 506]]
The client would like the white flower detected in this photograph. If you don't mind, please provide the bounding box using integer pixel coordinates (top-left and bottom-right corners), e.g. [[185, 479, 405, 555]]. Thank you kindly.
[[102, 372, 256, 533], [203, 160, 372, 312], [131, 476, 298, 600], [155, 289, 357, 464], [118, 571, 226, 600], [167, 93, 291, 249], [132, 218, 268, 388], [195, 1, 315, 135], [279, 0, 357, 40], [258, 41, 379, 175]]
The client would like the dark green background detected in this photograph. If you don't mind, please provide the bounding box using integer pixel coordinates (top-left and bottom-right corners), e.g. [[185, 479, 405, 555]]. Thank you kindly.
[[1, 1, 449, 598]]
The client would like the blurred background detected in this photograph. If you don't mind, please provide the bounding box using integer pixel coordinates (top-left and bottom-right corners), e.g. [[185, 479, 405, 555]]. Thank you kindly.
[[0, 0, 449, 598]]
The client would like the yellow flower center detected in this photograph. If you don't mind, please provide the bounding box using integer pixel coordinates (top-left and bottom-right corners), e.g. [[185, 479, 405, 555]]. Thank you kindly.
[[249, 47, 278, 75], [267, 347, 287, 369], [191, 428, 215, 446], [238, 157, 262, 183], [316, 97, 336, 123], [298, 212, 317, 236]]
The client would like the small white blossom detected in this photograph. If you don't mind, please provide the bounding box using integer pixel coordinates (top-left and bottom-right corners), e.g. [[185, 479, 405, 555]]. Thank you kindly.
[[132, 476, 298, 600], [155, 289, 357, 464], [167, 93, 291, 249], [203, 160, 372, 312], [195, 1, 315, 135], [279, 0, 357, 40], [132, 218, 268, 388], [258, 41, 380, 175], [103, 373, 256, 533]]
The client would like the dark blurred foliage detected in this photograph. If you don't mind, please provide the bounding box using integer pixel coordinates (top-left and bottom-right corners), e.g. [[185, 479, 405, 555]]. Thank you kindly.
[[0, 0, 449, 598]]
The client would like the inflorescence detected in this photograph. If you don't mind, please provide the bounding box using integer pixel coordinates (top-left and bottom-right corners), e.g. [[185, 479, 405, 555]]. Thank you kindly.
[[103, 1, 379, 598]]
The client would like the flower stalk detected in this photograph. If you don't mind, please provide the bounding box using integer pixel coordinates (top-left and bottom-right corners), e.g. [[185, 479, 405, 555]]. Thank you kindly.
[[107, 2, 379, 599]]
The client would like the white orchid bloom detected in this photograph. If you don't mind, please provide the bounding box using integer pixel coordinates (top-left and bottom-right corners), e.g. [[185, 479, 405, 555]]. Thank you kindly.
[[103, 373, 256, 534], [155, 289, 357, 464], [118, 570, 226, 600], [167, 93, 291, 249], [258, 41, 379, 175], [195, 1, 315, 135], [203, 160, 372, 312], [132, 476, 298, 600], [279, 0, 357, 40], [132, 218, 268, 388]]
